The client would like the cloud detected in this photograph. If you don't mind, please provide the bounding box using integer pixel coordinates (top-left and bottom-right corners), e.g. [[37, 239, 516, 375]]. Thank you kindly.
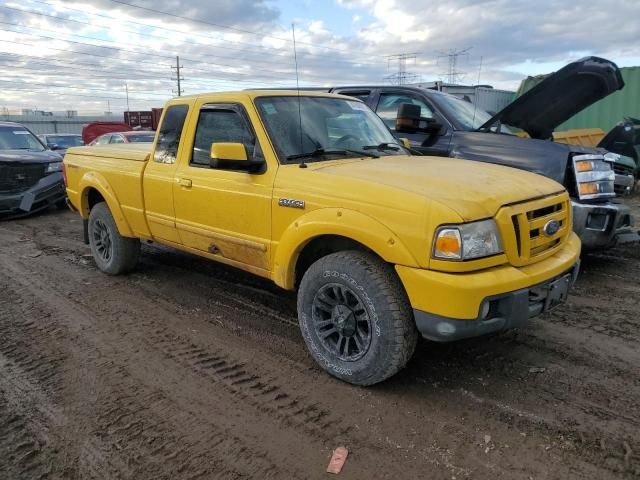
[[0, 0, 637, 112]]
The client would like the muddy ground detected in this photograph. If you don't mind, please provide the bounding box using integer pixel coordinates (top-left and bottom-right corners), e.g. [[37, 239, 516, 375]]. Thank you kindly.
[[0, 196, 638, 480]]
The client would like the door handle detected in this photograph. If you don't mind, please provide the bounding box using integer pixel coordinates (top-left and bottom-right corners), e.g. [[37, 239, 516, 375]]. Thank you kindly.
[[177, 177, 192, 188]]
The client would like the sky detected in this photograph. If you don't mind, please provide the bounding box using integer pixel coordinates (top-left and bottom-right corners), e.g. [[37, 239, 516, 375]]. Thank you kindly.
[[0, 0, 638, 114]]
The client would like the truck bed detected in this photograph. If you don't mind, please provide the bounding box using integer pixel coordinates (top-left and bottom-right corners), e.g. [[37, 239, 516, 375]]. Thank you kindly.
[[64, 144, 152, 239], [68, 143, 151, 162]]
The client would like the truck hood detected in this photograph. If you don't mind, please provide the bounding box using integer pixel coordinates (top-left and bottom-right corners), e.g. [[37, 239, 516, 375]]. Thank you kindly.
[[0, 149, 62, 164], [312, 155, 565, 220], [480, 56, 624, 140]]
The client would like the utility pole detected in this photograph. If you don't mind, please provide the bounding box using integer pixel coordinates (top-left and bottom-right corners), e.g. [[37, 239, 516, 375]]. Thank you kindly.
[[437, 47, 472, 84], [171, 56, 184, 96], [384, 53, 420, 85], [125, 82, 130, 112]]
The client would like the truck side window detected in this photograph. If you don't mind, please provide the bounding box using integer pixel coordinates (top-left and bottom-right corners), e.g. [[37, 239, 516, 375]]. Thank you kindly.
[[191, 108, 257, 167], [376, 93, 433, 130], [154, 105, 189, 164]]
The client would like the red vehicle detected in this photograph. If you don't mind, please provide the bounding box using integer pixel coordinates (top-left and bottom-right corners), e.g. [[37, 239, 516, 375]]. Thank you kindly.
[[82, 121, 131, 144], [89, 131, 156, 145]]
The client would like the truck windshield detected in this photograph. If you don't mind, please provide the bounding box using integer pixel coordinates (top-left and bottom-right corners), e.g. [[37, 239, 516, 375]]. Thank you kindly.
[[435, 93, 512, 134], [0, 126, 45, 151], [255, 96, 403, 163]]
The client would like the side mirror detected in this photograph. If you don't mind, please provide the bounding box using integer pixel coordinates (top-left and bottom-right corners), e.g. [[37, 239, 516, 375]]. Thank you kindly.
[[50, 143, 61, 150], [399, 138, 411, 149], [396, 103, 443, 135], [396, 103, 421, 133], [209, 142, 265, 172]]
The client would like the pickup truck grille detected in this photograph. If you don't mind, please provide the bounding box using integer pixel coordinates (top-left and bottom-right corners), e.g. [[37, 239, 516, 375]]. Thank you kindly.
[[0, 163, 46, 194], [612, 162, 636, 195], [496, 193, 571, 267], [612, 162, 635, 176]]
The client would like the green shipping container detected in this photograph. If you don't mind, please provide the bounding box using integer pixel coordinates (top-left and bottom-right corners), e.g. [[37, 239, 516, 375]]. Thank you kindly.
[[515, 65, 640, 132]]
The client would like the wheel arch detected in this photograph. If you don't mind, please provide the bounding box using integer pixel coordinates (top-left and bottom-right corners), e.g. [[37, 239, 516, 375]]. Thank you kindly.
[[79, 172, 134, 237], [272, 208, 419, 290]]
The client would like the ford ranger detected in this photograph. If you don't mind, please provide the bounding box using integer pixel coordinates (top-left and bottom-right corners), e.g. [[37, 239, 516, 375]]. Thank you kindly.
[[64, 91, 581, 385]]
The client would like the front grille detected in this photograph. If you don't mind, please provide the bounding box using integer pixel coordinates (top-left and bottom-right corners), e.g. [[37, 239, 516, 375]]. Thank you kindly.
[[612, 162, 635, 195], [496, 193, 571, 267], [612, 162, 635, 176], [0, 163, 46, 193]]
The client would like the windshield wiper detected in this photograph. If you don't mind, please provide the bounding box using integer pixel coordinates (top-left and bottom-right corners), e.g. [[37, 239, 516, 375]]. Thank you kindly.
[[286, 148, 378, 161], [363, 142, 424, 156], [362, 142, 401, 152]]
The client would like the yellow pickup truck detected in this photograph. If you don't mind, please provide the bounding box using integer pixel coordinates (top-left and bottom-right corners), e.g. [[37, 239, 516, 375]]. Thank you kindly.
[[64, 91, 581, 385]]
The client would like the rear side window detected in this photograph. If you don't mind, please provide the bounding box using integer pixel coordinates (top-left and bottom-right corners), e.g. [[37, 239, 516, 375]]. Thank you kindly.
[[154, 105, 189, 164]]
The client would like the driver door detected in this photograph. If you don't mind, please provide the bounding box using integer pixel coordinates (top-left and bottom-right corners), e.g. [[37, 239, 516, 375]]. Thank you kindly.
[[173, 102, 275, 275]]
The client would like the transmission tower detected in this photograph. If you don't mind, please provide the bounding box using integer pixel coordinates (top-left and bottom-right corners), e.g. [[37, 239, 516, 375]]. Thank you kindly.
[[384, 53, 420, 85], [437, 47, 472, 84], [171, 56, 184, 96]]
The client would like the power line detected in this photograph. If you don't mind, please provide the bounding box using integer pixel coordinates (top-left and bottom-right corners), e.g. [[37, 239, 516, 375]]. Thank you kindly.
[[0, 86, 164, 102], [0, 26, 374, 85], [0, 79, 168, 97], [107, 0, 360, 53], [16, 1, 384, 67], [437, 47, 472, 84], [0, 26, 342, 83], [384, 53, 420, 85], [0, 51, 291, 87], [0, 55, 173, 82], [0, 7, 304, 71]]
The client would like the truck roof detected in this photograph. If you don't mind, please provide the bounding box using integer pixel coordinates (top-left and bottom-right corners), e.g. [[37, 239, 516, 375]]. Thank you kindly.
[[166, 90, 354, 102]]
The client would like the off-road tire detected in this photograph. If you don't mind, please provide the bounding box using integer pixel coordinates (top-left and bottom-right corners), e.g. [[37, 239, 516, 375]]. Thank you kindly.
[[88, 202, 140, 275], [297, 250, 418, 386]]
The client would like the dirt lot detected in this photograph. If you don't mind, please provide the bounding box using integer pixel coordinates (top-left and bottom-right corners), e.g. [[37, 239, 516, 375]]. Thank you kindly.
[[0, 196, 638, 480]]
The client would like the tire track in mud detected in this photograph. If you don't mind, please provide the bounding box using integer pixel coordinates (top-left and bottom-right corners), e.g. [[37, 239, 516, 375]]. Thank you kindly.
[[0, 249, 445, 479], [405, 324, 640, 477], [3, 210, 640, 478], [0, 260, 312, 479], [0, 244, 619, 478]]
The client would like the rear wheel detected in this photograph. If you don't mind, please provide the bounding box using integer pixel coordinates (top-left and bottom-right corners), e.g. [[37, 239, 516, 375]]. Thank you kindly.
[[297, 251, 418, 386], [88, 202, 140, 275]]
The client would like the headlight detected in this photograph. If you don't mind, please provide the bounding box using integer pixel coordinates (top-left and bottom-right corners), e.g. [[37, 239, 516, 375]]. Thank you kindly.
[[46, 162, 63, 173], [433, 219, 503, 261], [572, 154, 614, 200]]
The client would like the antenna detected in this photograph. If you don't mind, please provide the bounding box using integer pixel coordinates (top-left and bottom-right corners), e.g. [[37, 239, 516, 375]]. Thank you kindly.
[[292, 23, 306, 168], [471, 56, 483, 127]]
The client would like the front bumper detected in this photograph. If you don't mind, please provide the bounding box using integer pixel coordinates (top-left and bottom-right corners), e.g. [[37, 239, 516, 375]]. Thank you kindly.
[[0, 173, 66, 218], [396, 232, 581, 341], [413, 263, 579, 341], [572, 200, 633, 249]]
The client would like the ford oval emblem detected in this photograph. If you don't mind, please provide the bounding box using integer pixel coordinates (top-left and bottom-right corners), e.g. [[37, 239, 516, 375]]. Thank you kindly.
[[543, 220, 561, 237]]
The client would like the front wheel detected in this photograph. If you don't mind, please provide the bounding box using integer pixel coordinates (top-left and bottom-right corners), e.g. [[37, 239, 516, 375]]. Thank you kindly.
[[88, 202, 140, 275], [297, 251, 418, 386]]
